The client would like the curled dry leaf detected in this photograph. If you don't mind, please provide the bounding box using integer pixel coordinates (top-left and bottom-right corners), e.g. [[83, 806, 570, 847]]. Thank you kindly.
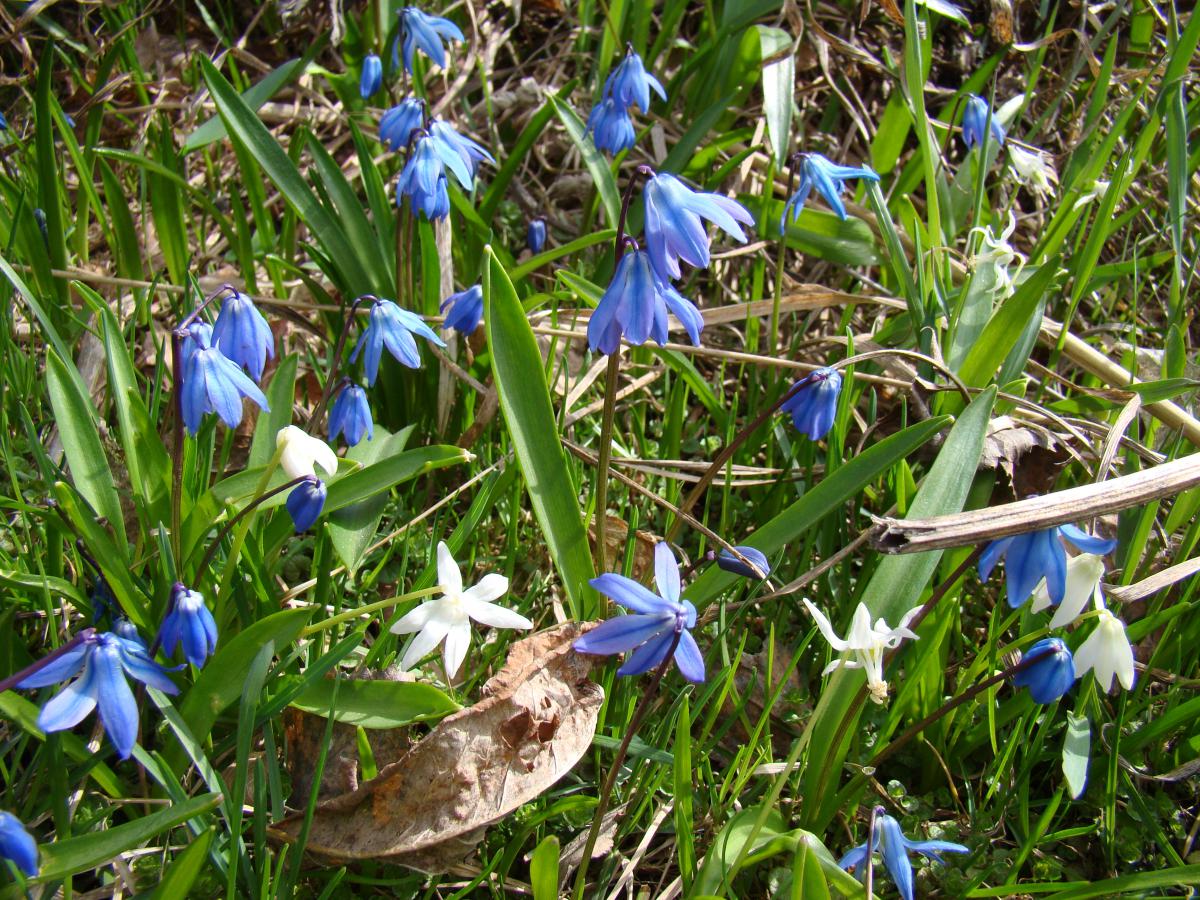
[[271, 623, 603, 871]]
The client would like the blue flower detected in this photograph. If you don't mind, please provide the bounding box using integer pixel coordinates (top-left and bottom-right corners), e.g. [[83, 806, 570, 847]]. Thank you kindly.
[[840, 809, 969, 900], [717, 546, 770, 580], [779, 366, 842, 439], [113, 617, 143, 646], [158, 583, 218, 668], [328, 383, 374, 447], [351, 296, 445, 385], [781, 153, 880, 228], [380, 99, 425, 150], [962, 94, 1006, 150], [429, 119, 493, 184], [360, 53, 383, 99], [17, 630, 179, 759], [440, 284, 484, 335], [286, 477, 327, 533], [574, 542, 705, 682], [979, 524, 1116, 608], [657, 280, 704, 346], [400, 7, 464, 72], [605, 47, 666, 114], [586, 96, 636, 155], [181, 322, 270, 435], [527, 217, 547, 253], [1012, 637, 1075, 704], [397, 135, 452, 219], [0, 811, 37, 877], [0, 112, 8, 132], [588, 250, 703, 354], [643, 172, 755, 280], [212, 289, 274, 381]]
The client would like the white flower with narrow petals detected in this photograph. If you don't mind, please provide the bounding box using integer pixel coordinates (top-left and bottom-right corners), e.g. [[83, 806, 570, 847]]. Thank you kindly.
[[276, 426, 338, 480], [802, 600, 922, 704], [1074, 608, 1135, 692], [391, 542, 532, 677], [1031, 553, 1106, 628], [1008, 144, 1058, 198]]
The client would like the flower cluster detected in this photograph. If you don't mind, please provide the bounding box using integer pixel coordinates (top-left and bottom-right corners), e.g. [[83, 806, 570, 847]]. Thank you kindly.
[[586, 46, 666, 155]]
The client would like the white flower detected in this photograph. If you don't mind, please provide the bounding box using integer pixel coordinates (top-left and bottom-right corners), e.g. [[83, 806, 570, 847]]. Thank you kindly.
[[1072, 179, 1111, 211], [1074, 608, 1135, 692], [1008, 144, 1058, 198], [1031, 553, 1105, 628], [276, 425, 338, 480], [802, 600, 921, 704], [391, 542, 532, 677], [969, 212, 1024, 299]]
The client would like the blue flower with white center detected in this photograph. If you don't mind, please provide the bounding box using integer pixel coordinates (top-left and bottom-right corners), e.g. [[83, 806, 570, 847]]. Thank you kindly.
[[16, 630, 179, 760], [779, 366, 842, 440], [212, 289, 274, 382], [588, 249, 702, 355], [158, 583, 218, 668], [586, 96, 636, 155], [717, 546, 770, 580], [0, 811, 37, 877], [400, 7, 464, 72], [526, 216, 547, 254], [605, 47, 666, 113], [440, 284, 484, 335], [643, 172, 755, 280], [429, 119, 494, 184], [360, 53, 383, 99], [781, 153, 880, 229], [351, 296, 446, 385], [962, 94, 1006, 150], [979, 524, 1116, 608], [328, 383, 374, 447], [286, 477, 327, 533], [379, 99, 425, 151], [1012, 637, 1075, 704], [397, 135, 452, 219], [180, 322, 270, 435], [574, 542, 706, 682], [839, 808, 969, 900]]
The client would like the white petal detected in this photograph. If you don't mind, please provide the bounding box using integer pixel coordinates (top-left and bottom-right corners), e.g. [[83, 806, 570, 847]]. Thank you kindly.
[[400, 617, 450, 671], [436, 542, 462, 595], [462, 573, 508, 605], [390, 601, 436, 634], [276, 426, 338, 479], [1048, 555, 1105, 629], [442, 622, 471, 677], [310, 438, 338, 477], [803, 599, 848, 651], [465, 598, 532, 630], [821, 659, 845, 676], [846, 604, 874, 649]]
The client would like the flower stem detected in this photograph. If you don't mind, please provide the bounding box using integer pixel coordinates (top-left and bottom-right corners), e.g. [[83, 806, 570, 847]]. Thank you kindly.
[[863, 804, 878, 899], [212, 447, 285, 615], [308, 296, 372, 435], [769, 153, 800, 355], [572, 631, 681, 900], [0, 628, 95, 694], [299, 586, 442, 637], [195, 475, 314, 580]]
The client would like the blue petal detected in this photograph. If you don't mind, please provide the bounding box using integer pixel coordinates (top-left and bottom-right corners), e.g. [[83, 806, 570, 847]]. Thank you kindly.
[[92, 642, 139, 758], [1058, 523, 1117, 556], [653, 542, 680, 605], [672, 630, 705, 683], [0, 812, 38, 876], [589, 573, 670, 614], [118, 642, 180, 695], [37, 664, 99, 734], [838, 842, 869, 871], [574, 614, 669, 655], [16, 644, 88, 688], [617, 630, 675, 676], [904, 838, 970, 863], [879, 816, 916, 900], [977, 536, 1013, 581]]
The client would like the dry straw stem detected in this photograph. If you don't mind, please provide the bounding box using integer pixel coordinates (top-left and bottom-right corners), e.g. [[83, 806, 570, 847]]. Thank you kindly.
[[871, 452, 1200, 554]]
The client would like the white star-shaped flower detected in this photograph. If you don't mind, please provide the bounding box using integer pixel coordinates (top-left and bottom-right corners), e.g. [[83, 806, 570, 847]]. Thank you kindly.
[[276, 425, 338, 480], [390, 542, 533, 677], [1031, 553, 1105, 629], [803, 600, 922, 704], [1074, 608, 1135, 692], [1008, 144, 1059, 198]]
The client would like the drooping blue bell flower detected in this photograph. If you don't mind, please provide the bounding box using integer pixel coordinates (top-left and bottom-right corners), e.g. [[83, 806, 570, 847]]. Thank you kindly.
[[379, 99, 425, 150], [16, 630, 179, 760], [112, 617, 144, 646], [587, 249, 703, 355], [360, 54, 383, 99], [0, 112, 8, 132], [643, 172, 755, 280], [979, 524, 1116, 608], [574, 542, 706, 682], [429, 119, 493, 184], [397, 135, 452, 219], [604, 47, 666, 113], [779, 366, 842, 440], [180, 321, 270, 435], [157, 583, 218, 668], [399, 7, 464, 72], [350, 296, 445, 384], [212, 289, 274, 381], [586, 96, 636, 155], [962, 94, 1006, 150], [440, 284, 484, 335], [781, 153, 880, 228], [1012, 637, 1075, 704], [526, 216, 547, 254], [839, 809, 969, 900], [717, 546, 770, 580], [328, 383, 374, 447], [286, 477, 327, 533], [0, 812, 38, 877]]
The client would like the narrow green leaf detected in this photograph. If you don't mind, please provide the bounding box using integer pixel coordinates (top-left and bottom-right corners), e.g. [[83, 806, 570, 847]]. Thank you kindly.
[[549, 94, 621, 228], [150, 827, 215, 898], [328, 426, 413, 574], [1063, 712, 1090, 800], [185, 52, 317, 152], [529, 836, 561, 900], [288, 677, 459, 729], [958, 261, 1062, 386], [248, 355, 299, 468], [757, 26, 794, 163]]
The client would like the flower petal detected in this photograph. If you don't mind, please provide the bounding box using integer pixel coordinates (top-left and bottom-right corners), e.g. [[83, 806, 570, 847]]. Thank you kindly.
[[653, 542, 681, 605], [464, 598, 532, 630], [462, 573, 509, 605], [617, 631, 674, 676], [437, 541, 463, 595], [672, 630, 706, 683], [400, 616, 451, 671], [589, 573, 669, 614], [442, 622, 471, 678], [573, 615, 668, 655], [802, 598, 848, 651]]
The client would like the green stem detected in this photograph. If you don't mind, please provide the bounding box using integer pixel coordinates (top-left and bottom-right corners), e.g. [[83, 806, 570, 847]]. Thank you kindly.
[[769, 154, 800, 355], [300, 586, 441, 637], [593, 351, 622, 574]]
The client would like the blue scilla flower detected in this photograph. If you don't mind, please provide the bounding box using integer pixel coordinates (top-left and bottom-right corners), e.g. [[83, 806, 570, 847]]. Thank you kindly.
[[397, 135, 452, 219], [586, 96, 636, 155], [441, 284, 484, 335], [779, 366, 842, 440], [380, 99, 425, 151], [962, 94, 1006, 150], [158, 583, 218, 668], [574, 542, 705, 682], [605, 47, 666, 114], [181, 322, 270, 435], [17, 630, 178, 759], [429, 119, 494, 184], [1012, 637, 1075, 704], [781, 153, 880, 229], [717, 546, 770, 580], [286, 477, 327, 532], [360, 53, 383, 99], [0, 811, 37, 877], [840, 809, 969, 900], [0, 112, 8, 132], [527, 216, 547, 254], [979, 524, 1116, 608], [400, 7, 464, 72], [643, 172, 755, 280], [328, 383, 374, 447], [212, 289, 274, 382], [351, 296, 446, 385], [113, 617, 144, 646], [587, 249, 703, 355]]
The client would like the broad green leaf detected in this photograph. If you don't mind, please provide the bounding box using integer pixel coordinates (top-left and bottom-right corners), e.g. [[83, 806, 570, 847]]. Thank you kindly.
[[0, 571, 86, 606], [150, 827, 215, 899], [288, 677, 459, 729], [757, 26, 794, 163], [328, 425, 413, 574], [1063, 712, 1090, 799], [529, 836, 561, 900], [484, 247, 598, 619], [791, 837, 832, 900], [958, 261, 1062, 386], [324, 445, 471, 513], [549, 94, 621, 228]]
